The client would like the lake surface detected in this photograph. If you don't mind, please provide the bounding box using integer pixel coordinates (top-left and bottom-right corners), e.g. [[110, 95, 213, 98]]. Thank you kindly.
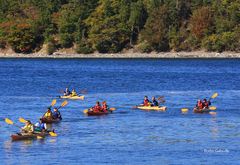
[[0, 59, 239, 165]]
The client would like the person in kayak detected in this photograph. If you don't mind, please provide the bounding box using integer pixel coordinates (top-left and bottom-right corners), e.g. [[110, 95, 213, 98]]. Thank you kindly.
[[196, 100, 203, 109], [52, 108, 62, 120], [151, 96, 159, 106], [43, 108, 53, 119], [34, 118, 47, 132], [203, 98, 210, 109], [21, 120, 34, 134], [71, 89, 77, 96], [92, 101, 102, 113], [101, 101, 109, 112], [64, 87, 71, 96], [143, 96, 150, 106]]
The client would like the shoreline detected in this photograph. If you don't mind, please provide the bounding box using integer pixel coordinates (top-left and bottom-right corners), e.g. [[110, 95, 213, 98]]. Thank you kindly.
[[0, 51, 240, 59]]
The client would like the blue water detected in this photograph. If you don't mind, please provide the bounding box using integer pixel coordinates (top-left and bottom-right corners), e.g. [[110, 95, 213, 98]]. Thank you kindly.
[[0, 59, 240, 165]]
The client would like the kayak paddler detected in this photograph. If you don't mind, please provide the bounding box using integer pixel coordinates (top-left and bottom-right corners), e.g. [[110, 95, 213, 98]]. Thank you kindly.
[[143, 96, 150, 106], [203, 98, 211, 109], [196, 100, 203, 109], [101, 101, 108, 112], [92, 101, 102, 113], [71, 89, 77, 97], [43, 108, 53, 119], [21, 120, 34, 134], [34, 118, 47, 132], [151, 96, 159, 106], [64, 87, 71, 96], [52, 108, 62, 120]]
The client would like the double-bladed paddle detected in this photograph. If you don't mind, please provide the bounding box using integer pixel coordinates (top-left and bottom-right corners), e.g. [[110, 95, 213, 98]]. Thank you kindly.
[[5, 118, 44, 138], [58, 100, 68, 109]]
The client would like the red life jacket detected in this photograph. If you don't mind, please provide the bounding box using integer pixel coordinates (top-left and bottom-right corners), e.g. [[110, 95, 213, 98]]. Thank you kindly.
[[102, 104, 108, 112], [198, 101, 203, 109], [144, 99, 150, 106], [93, 105, 101, 112]]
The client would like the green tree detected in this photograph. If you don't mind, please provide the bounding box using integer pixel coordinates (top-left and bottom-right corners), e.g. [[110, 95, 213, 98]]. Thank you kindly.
[[140, 5, 170, 51], [86, 0, 131, 53]]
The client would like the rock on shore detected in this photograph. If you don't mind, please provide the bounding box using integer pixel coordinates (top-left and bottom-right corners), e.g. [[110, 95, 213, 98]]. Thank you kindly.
[[0, 50, 240, 58]]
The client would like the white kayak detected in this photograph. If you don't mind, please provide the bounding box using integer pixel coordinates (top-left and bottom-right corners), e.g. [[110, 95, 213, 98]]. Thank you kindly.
[[136, 106, 167, 111], [59, 95, 84, 100]]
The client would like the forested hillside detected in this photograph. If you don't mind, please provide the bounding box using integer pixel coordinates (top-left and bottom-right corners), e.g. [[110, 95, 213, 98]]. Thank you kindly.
[[0, 0, 239, 54]]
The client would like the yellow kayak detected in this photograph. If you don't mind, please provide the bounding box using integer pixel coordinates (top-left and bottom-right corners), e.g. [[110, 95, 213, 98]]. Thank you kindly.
[[60, 95, 84, 100], [137, 106, 167, 111]]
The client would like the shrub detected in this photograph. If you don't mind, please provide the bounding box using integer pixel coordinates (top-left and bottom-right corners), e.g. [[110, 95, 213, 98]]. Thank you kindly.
[[136, 41, 152, 53], [76, 41, 93, 54], [59, 34, 73, 48], [47, 39, 57, 55]]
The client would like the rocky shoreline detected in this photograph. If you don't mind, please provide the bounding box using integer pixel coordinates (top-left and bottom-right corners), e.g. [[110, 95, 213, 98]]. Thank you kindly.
[[0, 51, 240, 58]]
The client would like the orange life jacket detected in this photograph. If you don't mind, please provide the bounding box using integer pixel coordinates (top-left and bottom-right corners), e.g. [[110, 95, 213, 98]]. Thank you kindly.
[[198, 101, 203, 109], [102, 104, 108, 112], [93, 105, 101, 112]]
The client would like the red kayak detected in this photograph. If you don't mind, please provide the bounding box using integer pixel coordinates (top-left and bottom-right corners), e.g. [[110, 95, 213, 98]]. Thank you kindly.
[[86, 111, 110, 116], [41, 118, 61, 124], [11, 133, 47, 141]]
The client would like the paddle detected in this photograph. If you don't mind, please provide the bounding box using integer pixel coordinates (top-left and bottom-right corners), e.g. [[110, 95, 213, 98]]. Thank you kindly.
[[181, 106, 216, 113], [83, 109, 89, 114], [18, 117, 57, 137], [5, 118, 21, 128], [209, 106, 217, 110], [19, 117, 27, 123], [181, 108, 189, 113], [4, 118, 43, 138], [211, 93, 218, 99], [79, 89, 88, 94], [58, 100, 68, 109], [50, 99, 57, 108]]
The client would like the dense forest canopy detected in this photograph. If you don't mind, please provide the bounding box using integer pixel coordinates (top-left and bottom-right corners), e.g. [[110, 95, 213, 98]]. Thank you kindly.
[[0, 0, 239, 54]]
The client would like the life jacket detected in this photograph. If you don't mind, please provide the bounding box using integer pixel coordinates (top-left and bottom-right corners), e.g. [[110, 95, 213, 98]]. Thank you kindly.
[[144, 99, 150, 106], [23, 124, 34, 132], [102, 104, 108, 112], [93, 105, 101, 112], [198, 101, 203, 109], [44, 112, 52, 118], [35, 122, 46, 131], [152, 100, 159, 106], [53, 111, 61, 119], [71, 91, 77, 96]]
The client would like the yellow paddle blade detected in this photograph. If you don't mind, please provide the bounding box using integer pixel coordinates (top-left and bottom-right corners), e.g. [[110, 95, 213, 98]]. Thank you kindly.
[[209, 106, 217, 110], [211, 93, 218, 99], [181, 108, 188, 113], [83, 109, 89, 114], [5, 118, 13, 125], [49, 132, 57, 137], [61, 100, 68, 107], [19, 117, 27, 123], [51, 99, 57, 107], [110, 108, 116, 111]]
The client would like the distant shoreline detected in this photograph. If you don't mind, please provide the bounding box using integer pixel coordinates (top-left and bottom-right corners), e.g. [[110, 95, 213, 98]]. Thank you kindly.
[[0, 51, 240, 59]]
